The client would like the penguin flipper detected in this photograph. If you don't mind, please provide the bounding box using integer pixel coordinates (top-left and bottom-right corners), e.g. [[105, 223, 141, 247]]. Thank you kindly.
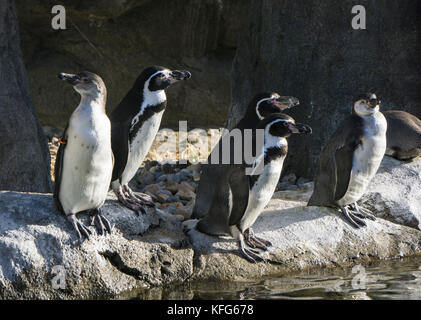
[[192, 163, 215, 219], [308, 115, 364, 206], [53, 124, 68, 215], [196, 170, 233, 236], [111, 120, 130, 183], [228, 165, 250, 227]]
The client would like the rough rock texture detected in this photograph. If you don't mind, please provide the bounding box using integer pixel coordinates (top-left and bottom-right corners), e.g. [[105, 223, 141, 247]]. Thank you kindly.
[[229, 0, 421, 178], [1, 188, 420, 299], [0, 191, 193, 299], [186, 196, 421, 282], [361, 156, 421, 230], [16, 0, 250, 129], [0, 0, 51, 193]]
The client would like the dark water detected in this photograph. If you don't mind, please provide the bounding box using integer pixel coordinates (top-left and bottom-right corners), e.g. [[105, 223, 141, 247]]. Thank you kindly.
[[122, 256, 421, 300]]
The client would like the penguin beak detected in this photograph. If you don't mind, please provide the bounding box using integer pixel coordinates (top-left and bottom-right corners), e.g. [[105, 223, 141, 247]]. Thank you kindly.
[[288, 123, 312, 134], [368, 99, 380, 108], [58, 73, 81, 85], [169, 70, 191, 82], [272, 96, 300, 110]]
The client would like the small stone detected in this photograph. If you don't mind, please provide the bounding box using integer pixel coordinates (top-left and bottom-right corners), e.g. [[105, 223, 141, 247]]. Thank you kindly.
[[277, 182, 291, 191], [174, 215, 185, 221], [176, 184, 196, 201], [174, 204, 193, 220], [281, 173, 297, 184], [180, 181, 195, 192], [149, 166, 157, 173], [137, 170, 155, 185], [157, 174, 168, 182], [162, 163, 176, 174], [153, 172, 163, 180], [167, 195, 181, 203], [166, 181, 180, 194], [142, 183, 162, 196], [297, 177, 311, 187], [156, 190, 172, 203], [160, 202, 184, 209]]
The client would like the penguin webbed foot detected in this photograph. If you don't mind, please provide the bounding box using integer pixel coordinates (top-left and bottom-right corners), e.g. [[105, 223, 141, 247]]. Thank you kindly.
[[238, 236, 266, 263], [67, 214, 92, 241], [89, 208, 112, 236], [114, 187, 149, 215], [350, 203, 376, 221], [341, 204, 374, 228], [243, 228, 272, 251]]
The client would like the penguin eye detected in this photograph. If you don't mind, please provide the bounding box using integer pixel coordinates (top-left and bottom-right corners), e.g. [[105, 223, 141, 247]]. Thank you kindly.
[[283, 122, 289, 127]]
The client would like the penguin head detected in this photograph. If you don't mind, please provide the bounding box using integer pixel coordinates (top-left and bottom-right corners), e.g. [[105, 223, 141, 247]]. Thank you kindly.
[[58, 71, 106, 99], [250, 92, 300, 120], [133, 66, 191, 93], [259, 113, 312, 140], [353, 92, 381, 116]]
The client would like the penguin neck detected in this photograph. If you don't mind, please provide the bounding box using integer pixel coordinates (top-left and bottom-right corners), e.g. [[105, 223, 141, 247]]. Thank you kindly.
[[78, 92, 106, 113], [263, 132, 288, 162]]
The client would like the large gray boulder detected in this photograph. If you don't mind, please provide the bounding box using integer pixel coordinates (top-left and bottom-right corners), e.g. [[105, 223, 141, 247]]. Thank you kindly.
[[0, 189, 420, 299], [229, 0, 421, 178], [361, 156, 421, 230]]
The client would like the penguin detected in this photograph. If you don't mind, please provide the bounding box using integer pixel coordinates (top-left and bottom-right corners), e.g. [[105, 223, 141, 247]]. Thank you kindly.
[[110, 66, 191, 213], [192, 92, 300, 219], [196, 113, 312, 262], [54, 71, 113, 239], [383, 110, 421, 161], [308, 93, 387, 228]]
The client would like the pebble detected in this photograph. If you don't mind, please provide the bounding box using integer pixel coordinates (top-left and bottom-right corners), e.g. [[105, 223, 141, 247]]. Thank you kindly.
[[142, 183, 162, 196], [281, 173, 297, 184], [297, 177, 311, 187], [137, 171, 155, 185]]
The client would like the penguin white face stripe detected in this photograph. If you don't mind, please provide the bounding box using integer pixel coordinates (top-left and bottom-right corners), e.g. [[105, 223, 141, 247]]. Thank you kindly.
[[130, 70, 168, 129], [255, 94, 280, 120]]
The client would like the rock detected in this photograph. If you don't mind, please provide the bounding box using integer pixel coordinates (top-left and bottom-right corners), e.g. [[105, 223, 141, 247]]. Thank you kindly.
[[227, 0, 421, 178], [176, 185, 196, 201], [296, 177, 311, 187], [161, 202, 184, 209], [360, 156, 421, 230], [0, 191, 192, 299], [281, 173, 297, 184], [137, 171, 155, 185], [0, 190, 420, 298], [174, 202, 194, 220], [142, 184, 162, 197], [162, 164, 176, 174], [180, 181, 196, 192], [156, 190, 173, 203], [167, 195, 181, 203], [165, 180, 180, 194]]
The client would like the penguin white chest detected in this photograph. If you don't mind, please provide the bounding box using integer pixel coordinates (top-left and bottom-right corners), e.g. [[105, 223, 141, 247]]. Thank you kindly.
[[121, 110, 164, 185], [239, 156, 285, 231], [339, 112, 387, 205], [59, 105, 113, 214]]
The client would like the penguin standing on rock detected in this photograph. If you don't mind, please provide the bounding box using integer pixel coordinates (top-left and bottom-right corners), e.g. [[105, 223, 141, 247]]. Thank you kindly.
[[54, 72, 113, 239], [197, 113, 312, 262], [308, 93, 387, 228], [192, 92, 300, 219], [110, 66, 191, 213]]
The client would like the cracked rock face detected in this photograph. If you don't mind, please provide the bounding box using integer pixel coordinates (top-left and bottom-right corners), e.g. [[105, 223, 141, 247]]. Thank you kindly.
[[0, 184, 420, 299]]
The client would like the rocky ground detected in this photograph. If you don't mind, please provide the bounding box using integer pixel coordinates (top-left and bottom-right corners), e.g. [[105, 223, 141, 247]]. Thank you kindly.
[[0, 128, 419, 299]]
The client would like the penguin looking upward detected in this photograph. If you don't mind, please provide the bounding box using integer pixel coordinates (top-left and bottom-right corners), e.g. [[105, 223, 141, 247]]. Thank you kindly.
[[54, 72, 113, 239], [110, 66, 191, 213], [192, 92, 300, 219], [308, 93, 387, 228], [383, 110, 421, 161], [196, 113, 312, 262]]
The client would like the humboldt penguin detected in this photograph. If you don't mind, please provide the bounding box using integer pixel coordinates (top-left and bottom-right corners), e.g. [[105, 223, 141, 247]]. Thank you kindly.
[[197, 113, 312, 262], [54, 71, 113, 239], [192, 92, 300, 219], [110, 66, 191, 213], [308, 93, 387, 228], [383, 110, 421, 161]]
